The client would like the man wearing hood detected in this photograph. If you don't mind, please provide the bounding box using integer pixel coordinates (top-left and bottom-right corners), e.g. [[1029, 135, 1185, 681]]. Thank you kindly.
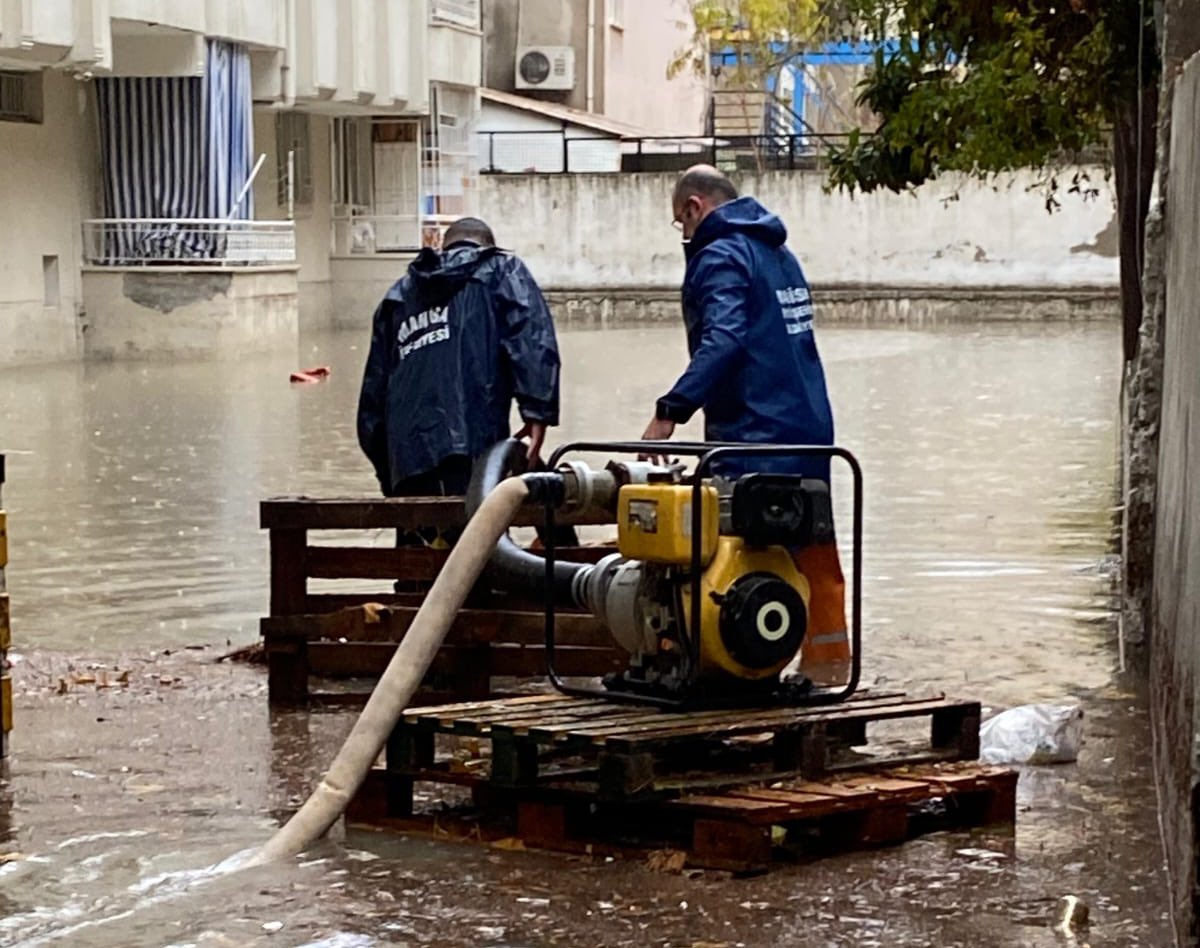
[[357, 217, 562, 546], [641, 166, 849, 685]]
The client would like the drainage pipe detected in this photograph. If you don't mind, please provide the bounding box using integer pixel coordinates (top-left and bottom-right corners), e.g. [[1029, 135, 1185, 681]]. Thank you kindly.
[[246, 474, 534, 866]]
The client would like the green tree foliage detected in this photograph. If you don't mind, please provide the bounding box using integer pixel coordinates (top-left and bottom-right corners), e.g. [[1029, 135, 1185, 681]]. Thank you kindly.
[[827, 0, 1160, 358], [674, 0, 1160, 357], [670, 0, 828, 85]]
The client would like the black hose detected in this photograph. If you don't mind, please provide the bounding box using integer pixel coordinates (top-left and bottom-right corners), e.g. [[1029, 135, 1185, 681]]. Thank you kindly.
[[466, 439, 589, 608]]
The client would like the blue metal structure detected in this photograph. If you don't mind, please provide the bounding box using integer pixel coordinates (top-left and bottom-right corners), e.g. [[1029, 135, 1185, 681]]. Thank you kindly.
[[711, 39, 903, 137]]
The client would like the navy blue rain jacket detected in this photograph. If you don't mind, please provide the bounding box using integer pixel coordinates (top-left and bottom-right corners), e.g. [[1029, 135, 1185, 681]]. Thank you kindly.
[[656, 196, 834, 479], [357, 244, 561, 491]]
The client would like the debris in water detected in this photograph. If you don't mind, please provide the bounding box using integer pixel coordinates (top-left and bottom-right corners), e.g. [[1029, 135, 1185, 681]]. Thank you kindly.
[[955, 848, 1008, 860], [262, 920, 284, 932], [290, 366, 331, 384], [980, 704, 1083, 764], [647, 849, 687, 873], [1053, 895, 1089, 933], [218, 641, 267, 665]]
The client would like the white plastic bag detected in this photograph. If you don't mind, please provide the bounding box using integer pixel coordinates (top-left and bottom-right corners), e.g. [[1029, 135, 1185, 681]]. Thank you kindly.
[[979, 704, 1084, 765]]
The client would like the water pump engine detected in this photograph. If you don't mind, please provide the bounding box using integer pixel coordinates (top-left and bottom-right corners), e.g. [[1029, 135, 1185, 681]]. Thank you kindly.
[[572, 470, 834, 699], [469, 439, 861, 708]]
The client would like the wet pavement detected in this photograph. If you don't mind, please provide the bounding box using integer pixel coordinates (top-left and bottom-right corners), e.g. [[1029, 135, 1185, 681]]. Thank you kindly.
[[0, 322, 1173, 945]]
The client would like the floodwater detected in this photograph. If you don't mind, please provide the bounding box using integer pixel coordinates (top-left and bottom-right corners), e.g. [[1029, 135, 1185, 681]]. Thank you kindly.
[[0, 322, 1172, 945]]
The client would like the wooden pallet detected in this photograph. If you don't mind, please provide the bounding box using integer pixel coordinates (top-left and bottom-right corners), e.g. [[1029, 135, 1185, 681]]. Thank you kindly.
[[384, 691, 982, 802], [259, 496, 624, 706], [261, 602, 626, 708], [348, 760, 1016, 873]]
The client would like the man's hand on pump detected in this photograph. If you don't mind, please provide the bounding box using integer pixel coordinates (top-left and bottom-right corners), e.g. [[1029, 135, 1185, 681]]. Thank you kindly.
[[640, 415, 676, 466]]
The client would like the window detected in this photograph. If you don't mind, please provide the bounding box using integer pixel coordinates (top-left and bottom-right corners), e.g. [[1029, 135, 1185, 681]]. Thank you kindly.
[[330, 118, 423, 255], [0, 70, 43, 124], [332, 118, 371, 211], [275, 111, 313, 208], [608, 0, 625, 29], [424, 84, 478, 222]]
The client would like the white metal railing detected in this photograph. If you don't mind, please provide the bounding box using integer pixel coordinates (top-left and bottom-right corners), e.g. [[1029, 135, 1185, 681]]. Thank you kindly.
[[430, 0, 480, 29], [82, 219, 296, 267]]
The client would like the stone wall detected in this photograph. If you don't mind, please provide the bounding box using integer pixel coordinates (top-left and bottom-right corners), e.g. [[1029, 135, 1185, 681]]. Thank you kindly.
[[542, 284, 1119, 328], [1150, 49, 1200, 946]]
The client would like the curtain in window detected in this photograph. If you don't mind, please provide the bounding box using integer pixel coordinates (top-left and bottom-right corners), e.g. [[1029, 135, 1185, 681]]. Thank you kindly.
[[94, 39, 253, 262]]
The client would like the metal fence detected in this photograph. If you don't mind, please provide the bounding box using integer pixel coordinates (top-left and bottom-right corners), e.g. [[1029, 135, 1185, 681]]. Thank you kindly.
[[478, 131, 857, 175], [82, 219, 296, 267]]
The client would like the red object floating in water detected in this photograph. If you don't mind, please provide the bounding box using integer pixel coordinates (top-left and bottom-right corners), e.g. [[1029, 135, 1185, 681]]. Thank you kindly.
[[290, 366, 331, 384]]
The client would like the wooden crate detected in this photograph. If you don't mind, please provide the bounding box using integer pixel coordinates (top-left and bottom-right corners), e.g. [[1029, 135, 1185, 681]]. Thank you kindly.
[[260, 496, 624, 707]]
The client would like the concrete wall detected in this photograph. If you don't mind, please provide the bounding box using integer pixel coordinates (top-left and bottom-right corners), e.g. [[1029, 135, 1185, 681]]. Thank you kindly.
[[598, 0, 709, 134], [252, 109, 334, 331], [328, 258, 408, 329], [479, 169, 1120, 292], [320, 166, 1121, 333], [80, 268, 299, 359], [0, 72, 93, 366], [1151, 51, 1200, 948]]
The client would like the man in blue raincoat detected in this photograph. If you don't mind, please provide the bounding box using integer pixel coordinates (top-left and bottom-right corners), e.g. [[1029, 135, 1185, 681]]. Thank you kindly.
[[640, 166, 849, 684], [357, 217, 563, 546]]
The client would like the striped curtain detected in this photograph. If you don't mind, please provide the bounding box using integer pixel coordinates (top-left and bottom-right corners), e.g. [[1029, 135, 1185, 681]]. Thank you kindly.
[[95, 39, 254, 262], [205, 39, 254, 220]]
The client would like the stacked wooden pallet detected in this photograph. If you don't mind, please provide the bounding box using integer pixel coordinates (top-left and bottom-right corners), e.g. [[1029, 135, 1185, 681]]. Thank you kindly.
[[347, 691, 1015, 872]]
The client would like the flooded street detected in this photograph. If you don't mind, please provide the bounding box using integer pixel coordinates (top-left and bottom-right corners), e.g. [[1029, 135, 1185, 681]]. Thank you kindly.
[[0, 321, 1172, 945]]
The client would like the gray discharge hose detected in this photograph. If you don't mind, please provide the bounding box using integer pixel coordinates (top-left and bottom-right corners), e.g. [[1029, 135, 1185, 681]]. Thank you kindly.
[[246, 476, 531, 867], [466, 439, 590, 608]]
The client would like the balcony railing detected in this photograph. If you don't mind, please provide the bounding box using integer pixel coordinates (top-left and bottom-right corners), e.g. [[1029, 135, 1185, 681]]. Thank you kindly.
[[477, 131, 858, 175], [82, 219, 296, 267], [331, 212, 421, 256], [431, 0, 480, 29]]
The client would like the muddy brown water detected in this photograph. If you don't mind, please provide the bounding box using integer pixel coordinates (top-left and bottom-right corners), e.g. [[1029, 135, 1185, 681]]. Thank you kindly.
[[0, 322, 1171, 945]]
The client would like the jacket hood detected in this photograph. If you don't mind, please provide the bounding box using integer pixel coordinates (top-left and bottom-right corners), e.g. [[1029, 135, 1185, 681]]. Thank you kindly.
[[687, 196, 787, 258], [406, 244, 499, 308]]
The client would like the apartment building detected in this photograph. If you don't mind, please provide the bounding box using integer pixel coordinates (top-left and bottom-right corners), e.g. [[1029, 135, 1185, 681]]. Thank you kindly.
[[0, 0, 482, 363]]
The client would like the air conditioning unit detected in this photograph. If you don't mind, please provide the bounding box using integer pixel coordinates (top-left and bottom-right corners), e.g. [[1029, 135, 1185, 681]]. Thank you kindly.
[[515, 46, 575, 91]]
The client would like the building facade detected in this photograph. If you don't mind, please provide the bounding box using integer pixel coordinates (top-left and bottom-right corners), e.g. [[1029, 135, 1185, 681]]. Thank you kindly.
[[0, 0, 482, 364], [482, 0, 709, 135]]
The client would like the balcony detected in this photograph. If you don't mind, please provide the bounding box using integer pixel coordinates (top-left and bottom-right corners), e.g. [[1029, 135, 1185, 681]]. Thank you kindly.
[[430, 0, 480, 30], [428, 0, 481, 89], [82, 218, 296, 267]]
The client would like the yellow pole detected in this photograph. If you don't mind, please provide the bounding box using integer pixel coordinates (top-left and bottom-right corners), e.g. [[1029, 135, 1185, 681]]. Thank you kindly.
[[0, 453, 9, 758]]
